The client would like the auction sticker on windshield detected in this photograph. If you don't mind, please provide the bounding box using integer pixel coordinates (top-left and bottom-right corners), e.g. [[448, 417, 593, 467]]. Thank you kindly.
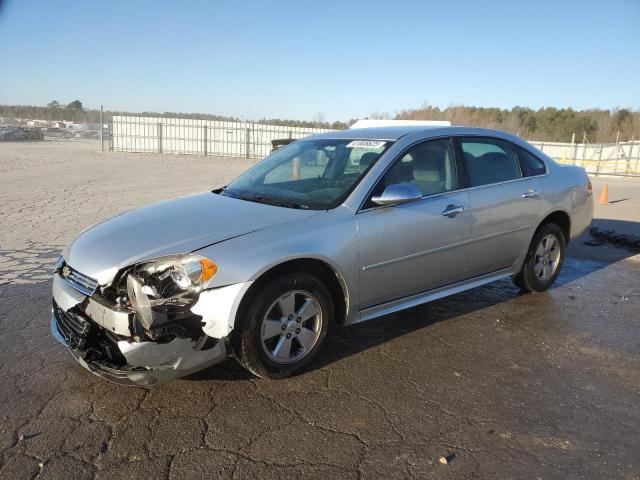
[[346, 140, 387, 149]]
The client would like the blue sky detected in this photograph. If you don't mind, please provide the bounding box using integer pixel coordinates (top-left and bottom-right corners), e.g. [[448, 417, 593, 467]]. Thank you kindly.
[[0, 0, 638, 121]]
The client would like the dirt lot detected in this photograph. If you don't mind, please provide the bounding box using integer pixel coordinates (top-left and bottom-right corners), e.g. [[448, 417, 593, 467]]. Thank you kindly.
[[1, 139, 639, 479]]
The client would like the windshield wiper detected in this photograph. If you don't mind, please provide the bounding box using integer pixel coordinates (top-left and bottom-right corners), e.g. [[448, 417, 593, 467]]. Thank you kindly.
[[238, 194, 309, 209], [218, 186, 238, 198]]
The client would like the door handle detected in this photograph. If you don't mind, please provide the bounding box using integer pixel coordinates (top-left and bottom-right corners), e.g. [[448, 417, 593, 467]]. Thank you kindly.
[[442, 204, 464, 218], [522, 190, 543, 199]]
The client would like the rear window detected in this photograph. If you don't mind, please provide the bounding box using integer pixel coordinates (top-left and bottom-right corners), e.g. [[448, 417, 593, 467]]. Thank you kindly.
[[517, 147, 547, 177], [459, 138, 522, 187]]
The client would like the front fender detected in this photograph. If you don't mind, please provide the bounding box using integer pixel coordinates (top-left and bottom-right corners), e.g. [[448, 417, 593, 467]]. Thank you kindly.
[[194, 206, 360, 328]]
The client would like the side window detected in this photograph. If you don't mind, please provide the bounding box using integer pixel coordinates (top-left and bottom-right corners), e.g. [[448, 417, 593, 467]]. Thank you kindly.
[[517, 146, 547, 177], [460, 138, 522, 187], [374, 138, 458, 198]]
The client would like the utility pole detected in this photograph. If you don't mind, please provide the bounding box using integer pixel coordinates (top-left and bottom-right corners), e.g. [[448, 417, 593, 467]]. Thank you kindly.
[[627, 136, 634, 175], [100, 105, 104, 152], [615, 130, 620, 174]]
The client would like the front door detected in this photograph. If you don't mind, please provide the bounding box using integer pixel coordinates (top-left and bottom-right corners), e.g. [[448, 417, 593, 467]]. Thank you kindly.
[[356, 138, 472, 309]]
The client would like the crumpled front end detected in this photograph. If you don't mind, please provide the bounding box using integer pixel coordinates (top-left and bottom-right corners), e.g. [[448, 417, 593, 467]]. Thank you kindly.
[[51, 260, 247, 386]]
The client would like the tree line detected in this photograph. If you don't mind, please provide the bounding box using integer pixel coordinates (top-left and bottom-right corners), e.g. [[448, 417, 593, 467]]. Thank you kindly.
[[394, 105, 640, 143], [1, 100, 638, 143], [0, 101, 239, 124]]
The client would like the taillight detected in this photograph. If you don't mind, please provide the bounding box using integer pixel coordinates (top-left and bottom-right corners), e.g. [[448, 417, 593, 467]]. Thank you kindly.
[[587, 179, 592, 191]]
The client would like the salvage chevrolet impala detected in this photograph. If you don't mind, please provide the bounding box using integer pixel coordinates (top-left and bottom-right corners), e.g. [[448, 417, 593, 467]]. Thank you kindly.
[[51, 126, 593, 385]]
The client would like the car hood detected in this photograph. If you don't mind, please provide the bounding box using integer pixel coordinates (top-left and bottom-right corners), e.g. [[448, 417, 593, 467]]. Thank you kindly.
[[64, 192, 318, 285]]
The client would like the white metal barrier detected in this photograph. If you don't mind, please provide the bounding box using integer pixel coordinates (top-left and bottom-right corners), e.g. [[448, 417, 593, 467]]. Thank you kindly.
[[111, 116, 332, 159], [531, 140, 640, 177], [110, 115, 640, 177]]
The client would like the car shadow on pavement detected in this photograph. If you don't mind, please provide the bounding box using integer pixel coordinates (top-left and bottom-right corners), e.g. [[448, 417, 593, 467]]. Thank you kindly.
[[195, 224, 640, 380]]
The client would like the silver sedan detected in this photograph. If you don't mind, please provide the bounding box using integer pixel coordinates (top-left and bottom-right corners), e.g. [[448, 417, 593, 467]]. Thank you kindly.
[[51, 126, 593, 385]]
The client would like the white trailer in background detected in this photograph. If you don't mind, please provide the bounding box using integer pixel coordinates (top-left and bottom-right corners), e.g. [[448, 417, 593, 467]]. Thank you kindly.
[[349, 119, 451, 129]]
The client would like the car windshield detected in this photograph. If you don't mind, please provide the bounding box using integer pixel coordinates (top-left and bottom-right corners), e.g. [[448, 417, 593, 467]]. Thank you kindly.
[[221, 138, 392, 209]]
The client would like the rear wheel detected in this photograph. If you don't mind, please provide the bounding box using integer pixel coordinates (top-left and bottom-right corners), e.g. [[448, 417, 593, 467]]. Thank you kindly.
[[513, 223, 565, 292], [233, 273, 333, 378]]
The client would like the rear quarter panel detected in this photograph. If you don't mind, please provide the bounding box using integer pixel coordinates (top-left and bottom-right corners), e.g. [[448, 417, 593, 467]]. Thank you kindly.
[[538, 158, 593, 240]]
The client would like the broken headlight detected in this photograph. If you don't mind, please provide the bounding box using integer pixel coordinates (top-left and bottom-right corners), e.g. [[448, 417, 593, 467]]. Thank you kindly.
[[126, 254, 218, 330]]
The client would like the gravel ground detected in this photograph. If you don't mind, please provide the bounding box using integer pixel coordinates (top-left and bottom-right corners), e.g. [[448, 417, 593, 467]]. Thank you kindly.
[[1, 139, 640, 479]]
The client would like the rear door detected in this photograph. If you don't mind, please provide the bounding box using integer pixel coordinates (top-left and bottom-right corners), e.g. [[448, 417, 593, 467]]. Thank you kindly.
[[455, 137, 545, 277], [356, 137, 472, 308]]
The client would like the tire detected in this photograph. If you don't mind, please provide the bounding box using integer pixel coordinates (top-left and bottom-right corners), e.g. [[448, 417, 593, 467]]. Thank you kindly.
[[513, 222, 566, 293], [233, 272, 333, 378]]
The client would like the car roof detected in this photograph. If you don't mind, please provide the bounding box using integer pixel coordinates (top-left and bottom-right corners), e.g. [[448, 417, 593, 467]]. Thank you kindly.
[[310, 125, 521, 142]]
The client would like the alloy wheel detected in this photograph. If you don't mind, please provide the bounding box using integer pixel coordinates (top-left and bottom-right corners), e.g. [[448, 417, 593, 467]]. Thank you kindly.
[[260, 290, 323, 364], [533, 234, 561, 281]]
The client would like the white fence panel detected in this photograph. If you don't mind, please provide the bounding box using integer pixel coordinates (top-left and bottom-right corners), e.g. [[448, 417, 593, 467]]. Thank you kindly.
[[111, 115, 332, 159], [531, 140, 640, 176], [111, 116, 640, 176]]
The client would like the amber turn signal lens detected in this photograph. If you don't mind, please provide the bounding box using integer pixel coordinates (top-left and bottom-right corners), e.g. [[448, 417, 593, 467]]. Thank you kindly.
[[199, 259, 218, 281]]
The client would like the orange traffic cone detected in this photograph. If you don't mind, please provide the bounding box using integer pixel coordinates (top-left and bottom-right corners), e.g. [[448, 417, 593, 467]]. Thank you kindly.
[[599, 183, 609, 205]]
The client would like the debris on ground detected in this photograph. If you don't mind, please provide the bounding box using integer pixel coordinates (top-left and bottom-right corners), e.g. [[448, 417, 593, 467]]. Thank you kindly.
[[585, 225, 640, 251], [583, 238, 605, 247]]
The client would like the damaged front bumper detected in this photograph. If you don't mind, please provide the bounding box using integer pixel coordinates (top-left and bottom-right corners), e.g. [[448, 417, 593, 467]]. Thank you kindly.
[[50, 272, 243, 386], [51, 312, 227, 386]]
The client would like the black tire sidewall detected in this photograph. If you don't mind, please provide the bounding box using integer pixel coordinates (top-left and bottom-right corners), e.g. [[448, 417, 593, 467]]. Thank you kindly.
[[521, 223, 566, 292], [235, 272, 333, 378]]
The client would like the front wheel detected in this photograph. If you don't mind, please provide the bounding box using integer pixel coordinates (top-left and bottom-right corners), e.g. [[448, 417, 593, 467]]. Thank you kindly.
[[513, 223, 565, 292], [233, 273, 333, 378]]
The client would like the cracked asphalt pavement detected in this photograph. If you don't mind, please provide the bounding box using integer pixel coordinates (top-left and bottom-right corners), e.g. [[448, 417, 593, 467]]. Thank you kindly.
[[1, 140, 639, 479]]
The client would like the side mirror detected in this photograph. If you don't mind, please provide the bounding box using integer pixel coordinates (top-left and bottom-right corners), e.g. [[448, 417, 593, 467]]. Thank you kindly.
[[371, 183, 422, 207]]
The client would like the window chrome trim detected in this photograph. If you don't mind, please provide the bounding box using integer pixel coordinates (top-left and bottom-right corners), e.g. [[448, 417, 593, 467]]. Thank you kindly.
[[453, 133, 550, 177], [357, 135, 550, 214], [358, 172, 549, 214]]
